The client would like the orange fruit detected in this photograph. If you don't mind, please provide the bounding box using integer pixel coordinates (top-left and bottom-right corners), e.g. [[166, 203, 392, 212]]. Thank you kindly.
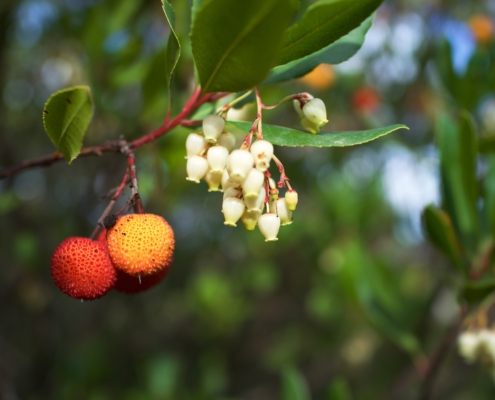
[[107, 213, 175, 276], [299, 64, 336, 90], [469, 14, 494, 43]]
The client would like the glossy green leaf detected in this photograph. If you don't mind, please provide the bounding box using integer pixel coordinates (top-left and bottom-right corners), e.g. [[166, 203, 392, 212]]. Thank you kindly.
[[265, 15, 372, 84], [42, 86, 94, 164], [461, 278, 495, 304], [227, 121, 407, 148], [276, 0, 383, 65], [191, 0, 297, 93], [162, 0, 181, 92], [191, 0, 207, 20], [436, 112, 479, 256], [422, 205, 465, 274], [281, 367, 311, 400]]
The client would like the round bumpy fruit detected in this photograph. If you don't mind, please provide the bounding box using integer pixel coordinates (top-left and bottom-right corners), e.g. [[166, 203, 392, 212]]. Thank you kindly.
[[107, 213, 175, 276], [114, 267, 169, 294], [51, 237, 117, 300]]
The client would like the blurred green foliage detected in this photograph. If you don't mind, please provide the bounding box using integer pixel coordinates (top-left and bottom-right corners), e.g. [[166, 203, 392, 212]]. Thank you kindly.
[[2, 0, 495, 399]]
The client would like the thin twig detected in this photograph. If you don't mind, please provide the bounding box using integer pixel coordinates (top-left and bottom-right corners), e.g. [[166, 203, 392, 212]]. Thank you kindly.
[[0, 89, 230, 180], [417, 316, 462, 400]]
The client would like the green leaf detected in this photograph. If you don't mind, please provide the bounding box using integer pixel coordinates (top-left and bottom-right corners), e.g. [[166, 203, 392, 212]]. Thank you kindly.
[[227, 121, 407, 148], [422, 205, 465, 274], [461, 278, 495, 304], [162, 0, 181, 92], [42, 86, 94, 164], [281, 367, 311, 400], [276, 0, 383, 66], [436, 112, 479, 256], [339, 241, 422, 356], [191, 0, 298, 93], [265, 15, 373, 84]]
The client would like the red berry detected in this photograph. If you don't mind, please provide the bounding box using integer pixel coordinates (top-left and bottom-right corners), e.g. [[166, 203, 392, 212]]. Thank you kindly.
[[114, 267, 169, 294], [352, 87, 380, 113], [50, 237, 116, 300]]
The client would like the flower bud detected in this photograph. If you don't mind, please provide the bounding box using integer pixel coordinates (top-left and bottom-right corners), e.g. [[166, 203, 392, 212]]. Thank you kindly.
[[258, 213, 280, 242], [186, 155, 208, 183], [242, 169, 265, 199], [301, 116, 320, 134], [203, 114, 225, 143], [223, 187, 241, 200], [185, 133, 206, 158], [226, 149, 254, 184], [217, 132, 236, 153], [250, 140, 273, 172], [302, 98, 328, 127], [285, 190, 298, 211], [241, 209, 261, 231], [207, 145, 229, 173], [222, 197, 245, 227], [276, 198, 293, 226], [221, 169, 238, 191], [205, 169, 222, 192], [245, 186, 265, 212]]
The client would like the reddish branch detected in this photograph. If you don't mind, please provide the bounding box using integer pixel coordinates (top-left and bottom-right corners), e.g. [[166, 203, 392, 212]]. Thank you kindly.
[[0, 88, 229, 180]]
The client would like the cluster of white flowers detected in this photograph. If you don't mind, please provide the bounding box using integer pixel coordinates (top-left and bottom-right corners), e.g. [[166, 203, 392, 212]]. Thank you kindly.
[[293, 95, 328, 134], [458, 329, 495, 378], [185, 114, 299, 242]]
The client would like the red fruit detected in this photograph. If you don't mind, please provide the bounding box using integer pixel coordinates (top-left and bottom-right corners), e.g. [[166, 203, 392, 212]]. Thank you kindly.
[[114, 267, 169, 294], [50, 237, 116, 300], [96, 229, 107, 243], [352, 87, 380, 113]]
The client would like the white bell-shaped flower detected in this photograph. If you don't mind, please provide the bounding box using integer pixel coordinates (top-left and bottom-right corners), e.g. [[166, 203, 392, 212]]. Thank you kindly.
[[203, 114, 225, 143], [217, 132, 236, 153], [301, 116, 320, 134], [285, 190, 298, 211], [223, 187, 241, 200], [222, 197, 245, 227], [250, 140, 273, 172], [258, 213, 280, 242], [186, 155, 208, 183], [242, 168, 265, 199], [302, 98, 328, 127], [241, 209, 261, 231], [276, 198, 293, 226], [226, 149, 254, 184], [458, 331, 480, 364], [245, 186, 265, 212], [221, 169, 238, 191], [185, 133, 206, 159], [207, 145, 229, 173], [205, 169, 222, 192]]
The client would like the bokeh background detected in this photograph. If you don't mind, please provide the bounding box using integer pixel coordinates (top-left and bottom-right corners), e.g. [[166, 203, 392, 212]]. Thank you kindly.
[[1, 0, 495, 399]]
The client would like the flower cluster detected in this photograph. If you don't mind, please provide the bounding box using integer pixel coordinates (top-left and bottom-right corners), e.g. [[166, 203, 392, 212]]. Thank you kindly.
[[458, 329, 495, 379], [184, 93, 327, 241], [185, 115, 300, 242]]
